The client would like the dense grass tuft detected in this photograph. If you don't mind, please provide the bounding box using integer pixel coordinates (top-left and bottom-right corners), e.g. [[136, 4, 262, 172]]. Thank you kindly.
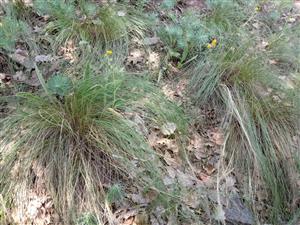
[[0, 69, 187, 224], [33, 0, 148, 51], [188, 0, 300, 223]]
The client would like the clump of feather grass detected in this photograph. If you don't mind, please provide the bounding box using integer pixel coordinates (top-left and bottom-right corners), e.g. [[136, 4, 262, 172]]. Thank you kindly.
[[0, 69, 187, 224], [189, 1, 300, 223]]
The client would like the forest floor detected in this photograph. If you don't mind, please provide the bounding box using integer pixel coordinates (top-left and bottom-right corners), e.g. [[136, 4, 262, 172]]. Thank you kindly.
[[1, 0, 300, 225]]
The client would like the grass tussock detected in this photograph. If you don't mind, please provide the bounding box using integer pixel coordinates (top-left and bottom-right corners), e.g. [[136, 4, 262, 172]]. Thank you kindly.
[[0, 14, 29, 52], [188, 0, 300, 222], [0, 69, 187, 224], [33, 0, 148, 51]]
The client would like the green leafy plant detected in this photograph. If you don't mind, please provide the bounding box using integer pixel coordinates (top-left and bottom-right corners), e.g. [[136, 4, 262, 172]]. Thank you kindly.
[[47, 74, 73, 97], [0, 69, 187, 224], [158, 11, 209, 67]]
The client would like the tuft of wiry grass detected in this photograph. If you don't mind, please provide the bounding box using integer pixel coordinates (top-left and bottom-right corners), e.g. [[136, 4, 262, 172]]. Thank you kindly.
[[188, 1, 300, 223], [33, 0, 148, 52], [0, 69, 187, 224], [0, 14, 29, 52]]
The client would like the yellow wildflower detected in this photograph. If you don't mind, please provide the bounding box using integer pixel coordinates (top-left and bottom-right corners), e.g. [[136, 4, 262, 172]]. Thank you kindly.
[[0, 23, 2, 27], [207, 38, 218, 49], [105, 50, 113, 56], [255, 6, 261, 12], [211, 38, 217, 48]]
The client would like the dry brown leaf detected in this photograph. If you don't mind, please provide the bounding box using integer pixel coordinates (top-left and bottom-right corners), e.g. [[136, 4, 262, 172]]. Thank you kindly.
[[12, 71, 26, 82], [0, 73, 7, 80], [9, 49, 34, 69], [115, 208, 140, 225], [269, 59, 278, 65], [150, 215, 161, 225], [129, 193, 148, 204], [11, 70, 40, 87], [176, 170, 197, 188], [183, 190, 201, 208], [163, 151, 177, 166], [34, 54, 53, 63], [0, 72, 12, 84], [188, 133, 205, 160], [184, 0, 206, 9], [148, 131, 159, 148], [134, 212, 149, 225], [197, 172, 211, 183], [175, 79, 187, 97], [126, 49, 145, 68], [161, 122, 177, 136], [162, 84, 176, 100], [58, 40, 78, 63], [203, 163, 216, 176], [157, 138, 179, 153], [144, 37, 160, 46], [131, 113, 148, 136], [257, 40, 269, 51], [147, 51, 160, 71], [24, 71, 40, 87], [117, 10, 126, 17], [166, 166, 176, 178], [145, 189, 158, 202], [122, 216, 135, 225], [209, 129, 224, 146]]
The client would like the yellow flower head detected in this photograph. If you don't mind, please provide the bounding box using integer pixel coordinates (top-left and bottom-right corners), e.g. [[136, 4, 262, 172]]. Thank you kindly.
[[105, 50, 113, 56], [207, 38, 218, 49], [255, 6, 261, 12], [211, 38, 217, 48], [0, 22, 2, 27]]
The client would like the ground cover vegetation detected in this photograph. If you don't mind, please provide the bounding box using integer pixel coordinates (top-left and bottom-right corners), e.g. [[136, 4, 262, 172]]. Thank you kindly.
[[0, 0, 300, 224]]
